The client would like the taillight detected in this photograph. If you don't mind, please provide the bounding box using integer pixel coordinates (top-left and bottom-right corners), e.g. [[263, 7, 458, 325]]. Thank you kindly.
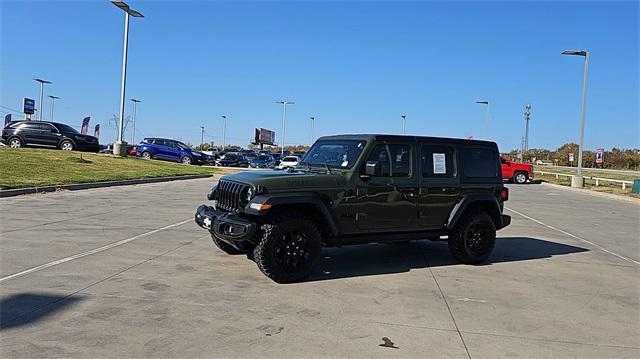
[[500, 187, 509, 202]]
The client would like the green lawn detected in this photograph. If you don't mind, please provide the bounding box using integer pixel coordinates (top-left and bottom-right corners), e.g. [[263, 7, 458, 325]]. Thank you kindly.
[[0, 147, 218, 189]]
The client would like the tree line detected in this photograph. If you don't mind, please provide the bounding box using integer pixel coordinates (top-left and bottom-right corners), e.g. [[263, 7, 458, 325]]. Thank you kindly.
[[504, 142, 640, 170]]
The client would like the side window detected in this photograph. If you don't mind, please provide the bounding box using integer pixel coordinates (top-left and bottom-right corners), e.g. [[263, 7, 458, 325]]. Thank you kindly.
[[461, 147, 498, 178], [421, 145, 455, 178], [388, 144, 411, 177], [365, 144, 391, 176], [41, 124, 55, 132]]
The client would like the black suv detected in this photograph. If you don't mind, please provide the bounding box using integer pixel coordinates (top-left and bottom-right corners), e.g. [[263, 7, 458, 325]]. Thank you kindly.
[[2, 120, 99, 152], [195, 135, 511, 283]]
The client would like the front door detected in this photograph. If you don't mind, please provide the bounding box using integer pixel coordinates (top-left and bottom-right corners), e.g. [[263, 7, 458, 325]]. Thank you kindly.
[[40, 123, 62, 147], [354, 143, 418, 232], [417, 144, 460, 229]]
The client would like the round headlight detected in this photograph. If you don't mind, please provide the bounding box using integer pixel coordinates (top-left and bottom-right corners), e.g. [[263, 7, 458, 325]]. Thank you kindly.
[[246, 187, 255, 201]]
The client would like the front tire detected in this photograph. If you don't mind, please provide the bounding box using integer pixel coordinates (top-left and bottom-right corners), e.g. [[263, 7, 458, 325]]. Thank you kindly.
[[8, 137, 22, 148], [210, 233, 246, 255], [448, 212, 496, 264], [180, 156, 192, 165], [513, 172, 528, 184], [253, 214, 322, 283], [60, 140, 74, 151]]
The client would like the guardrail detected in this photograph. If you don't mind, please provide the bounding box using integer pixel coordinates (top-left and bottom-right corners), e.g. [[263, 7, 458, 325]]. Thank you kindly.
[[535, 170, 635, 190]]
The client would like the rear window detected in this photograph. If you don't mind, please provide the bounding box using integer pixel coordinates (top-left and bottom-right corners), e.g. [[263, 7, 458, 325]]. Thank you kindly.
[[283, 156, 298, 161], [461, 147, 499, 178]]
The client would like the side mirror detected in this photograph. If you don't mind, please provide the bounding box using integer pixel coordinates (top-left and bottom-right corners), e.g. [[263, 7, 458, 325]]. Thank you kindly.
[[365, 161, 383, 176]]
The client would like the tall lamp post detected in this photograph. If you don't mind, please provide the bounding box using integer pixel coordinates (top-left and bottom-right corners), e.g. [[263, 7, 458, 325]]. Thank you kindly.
[[111, 1, 144, 156], [48, 95, 60, 122], [475, 100, 490, 139], [401, 115, 407, 135], [310, 116, 315, 145], [200, 126, 205, 149], [523, 104, 531, 153], [130, 98, 141, 144], [561, 49, 589, 188], [275, 100, 294, 155], [34, 78, 51, 121], [221, 115, 227, 150]]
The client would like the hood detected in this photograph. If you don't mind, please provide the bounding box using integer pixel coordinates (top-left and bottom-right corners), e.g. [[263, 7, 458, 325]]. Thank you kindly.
[[220, 169, 348, 190]]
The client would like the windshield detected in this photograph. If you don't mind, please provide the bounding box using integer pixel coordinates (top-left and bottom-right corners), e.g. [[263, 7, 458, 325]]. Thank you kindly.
[[54, 123, 80, 134], [300, 140, 367, 169], [256, 155, 271, 161]]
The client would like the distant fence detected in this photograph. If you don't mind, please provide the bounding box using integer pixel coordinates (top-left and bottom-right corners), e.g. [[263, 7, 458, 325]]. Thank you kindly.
[[536, 170, 635, 190]]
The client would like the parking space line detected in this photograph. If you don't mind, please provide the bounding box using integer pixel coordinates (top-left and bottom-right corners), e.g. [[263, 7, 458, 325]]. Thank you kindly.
[[505, 207, 639, 266], [0, 218, 193, 284]]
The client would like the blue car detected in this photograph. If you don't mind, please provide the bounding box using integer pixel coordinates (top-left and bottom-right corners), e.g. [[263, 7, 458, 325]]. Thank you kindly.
[[136, 137, 210, 165], [249, 154, 275, 168]]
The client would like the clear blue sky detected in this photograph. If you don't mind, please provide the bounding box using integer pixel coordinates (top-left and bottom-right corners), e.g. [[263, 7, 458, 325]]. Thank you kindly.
[[2, 0, 638, 151]]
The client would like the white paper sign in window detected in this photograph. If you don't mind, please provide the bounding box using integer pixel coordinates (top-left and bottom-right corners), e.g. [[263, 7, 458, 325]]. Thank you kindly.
[[433, 153, 446, 174]]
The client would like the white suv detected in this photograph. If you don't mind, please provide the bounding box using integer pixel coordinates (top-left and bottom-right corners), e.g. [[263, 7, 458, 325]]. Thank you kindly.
[[277, 156, 299, 169]]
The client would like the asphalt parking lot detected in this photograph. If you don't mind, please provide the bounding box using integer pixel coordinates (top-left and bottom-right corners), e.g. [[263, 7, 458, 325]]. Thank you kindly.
[[1, 178, 638, 358]]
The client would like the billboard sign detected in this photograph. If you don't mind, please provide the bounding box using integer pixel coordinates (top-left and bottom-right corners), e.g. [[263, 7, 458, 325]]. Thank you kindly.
[[596, 148, 604, 164], [23, 98, 35, 115], [254, 128, 275, 145]]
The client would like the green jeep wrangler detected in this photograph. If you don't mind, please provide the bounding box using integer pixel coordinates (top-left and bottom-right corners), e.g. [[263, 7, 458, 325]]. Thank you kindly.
[[195, 135, 510, 283]]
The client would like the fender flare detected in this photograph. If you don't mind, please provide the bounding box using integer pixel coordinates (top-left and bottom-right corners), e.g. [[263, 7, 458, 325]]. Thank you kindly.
[[447, 192, 504, 229], [247, 192, 341, 237]]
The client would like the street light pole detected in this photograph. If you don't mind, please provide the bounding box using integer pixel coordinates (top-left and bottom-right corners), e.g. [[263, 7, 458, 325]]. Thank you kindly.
[[475, 100, 490, 139], [310, 116, 315, 145], [111, 1, 143, 156], [561, 49, 590, 187], [200, 126, 205, 149], [130, 99, 141, 144], [524, 104, 531, 153], [48, 95, 60, 122], [34, 78, 51, 121], [221, 115, 227, 150], [275, 100, 294, 155], [401, 115, 407, 135]]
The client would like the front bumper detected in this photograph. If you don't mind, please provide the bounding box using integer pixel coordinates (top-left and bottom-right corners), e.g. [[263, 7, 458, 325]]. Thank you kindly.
[[194, 205, 257, 251]]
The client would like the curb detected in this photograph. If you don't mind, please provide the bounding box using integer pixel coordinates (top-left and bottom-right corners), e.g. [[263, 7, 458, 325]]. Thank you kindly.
[[0, 174, 213, 198], [540, 182, 640, 205]]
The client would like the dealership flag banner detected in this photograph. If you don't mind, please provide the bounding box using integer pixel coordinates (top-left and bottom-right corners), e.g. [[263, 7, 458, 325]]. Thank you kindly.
[[4, 114, 11, 128], [94, 124, 100, 139], [80, 117, 90, 135], [596, 148, 604, 164]]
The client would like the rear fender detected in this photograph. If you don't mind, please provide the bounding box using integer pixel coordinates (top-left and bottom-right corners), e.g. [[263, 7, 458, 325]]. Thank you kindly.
[[447, 192, 505, 229]]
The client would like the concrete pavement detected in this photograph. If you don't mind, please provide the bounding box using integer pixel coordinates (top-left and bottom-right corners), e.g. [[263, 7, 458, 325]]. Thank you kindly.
[[0, 179, 638, 358]]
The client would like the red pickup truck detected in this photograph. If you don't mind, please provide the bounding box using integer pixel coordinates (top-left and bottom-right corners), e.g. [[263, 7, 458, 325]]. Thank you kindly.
[[501, 157, 533, 184]]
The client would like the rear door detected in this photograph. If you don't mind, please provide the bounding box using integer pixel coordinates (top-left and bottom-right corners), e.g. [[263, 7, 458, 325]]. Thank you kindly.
[[501, 157, 513, 179], [354, 142, 418, 231], [18, 122, 41, 144], [417, 143, 460, 229]]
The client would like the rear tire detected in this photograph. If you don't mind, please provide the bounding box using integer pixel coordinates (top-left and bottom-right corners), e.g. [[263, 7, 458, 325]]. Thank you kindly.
[[8, 137, 22, 148], [253, 214, 322, 283], [210, 233, 246, 255], [513, 172, 528, 184], [141, 151, 152, 159], [448, 212, 496, 264]]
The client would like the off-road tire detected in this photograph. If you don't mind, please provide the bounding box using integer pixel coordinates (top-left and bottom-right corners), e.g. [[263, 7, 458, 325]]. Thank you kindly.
[[210, 233, 246, 255], [513, 171, 528, 184], [253, 214, 322, 283], [448, 211, 496, 264]]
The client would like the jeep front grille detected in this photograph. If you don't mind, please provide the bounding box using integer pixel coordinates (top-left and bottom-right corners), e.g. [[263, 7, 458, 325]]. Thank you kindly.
[[216, 180, 250, 213]]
